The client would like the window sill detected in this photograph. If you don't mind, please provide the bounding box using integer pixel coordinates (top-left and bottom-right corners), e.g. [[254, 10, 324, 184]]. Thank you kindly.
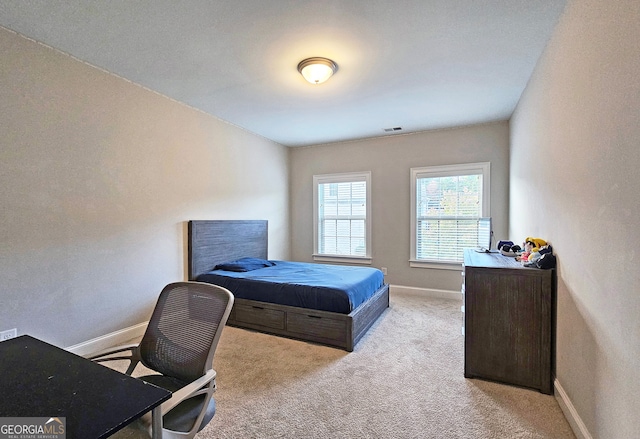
[[313, 254, 372, 265], [409, 260, 462, 271]]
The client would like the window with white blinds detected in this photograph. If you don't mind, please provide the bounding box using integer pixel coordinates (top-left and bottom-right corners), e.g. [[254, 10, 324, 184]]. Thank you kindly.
[[313, 172, 371, 263], [410, 163, 491, 267]]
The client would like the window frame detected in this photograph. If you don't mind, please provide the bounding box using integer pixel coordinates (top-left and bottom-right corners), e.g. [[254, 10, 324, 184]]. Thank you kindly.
[[313, 171, 372, 265], [410, 162, 491, 270]]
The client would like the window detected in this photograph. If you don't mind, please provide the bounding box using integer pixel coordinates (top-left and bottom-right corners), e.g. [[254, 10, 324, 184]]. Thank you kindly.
[[313, 172, 372, 264], [410, 162, 490, 268]]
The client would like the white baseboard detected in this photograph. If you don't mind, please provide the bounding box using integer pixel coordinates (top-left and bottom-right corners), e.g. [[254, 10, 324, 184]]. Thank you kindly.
[[67, 285, 456, 355], [66, 286, 460, 355], [554, 378, 593, 439], [68, 298, 589, 439], [66, 322, 148, 356], [390, 284, 461, 301]]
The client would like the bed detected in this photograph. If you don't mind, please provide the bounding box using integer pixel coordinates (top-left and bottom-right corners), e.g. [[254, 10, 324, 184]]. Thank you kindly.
[[188, 220, 389, 351]]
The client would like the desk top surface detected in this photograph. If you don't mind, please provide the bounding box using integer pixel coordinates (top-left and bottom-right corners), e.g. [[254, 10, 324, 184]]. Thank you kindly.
[[0, 335, 171, 439]]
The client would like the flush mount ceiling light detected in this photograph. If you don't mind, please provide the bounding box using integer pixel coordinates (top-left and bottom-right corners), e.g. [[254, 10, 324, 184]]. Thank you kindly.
[[297, 57, 338, 84]]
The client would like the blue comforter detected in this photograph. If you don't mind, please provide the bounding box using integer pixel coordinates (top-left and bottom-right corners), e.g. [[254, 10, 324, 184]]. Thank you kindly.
[[196, 260, 384, 314]]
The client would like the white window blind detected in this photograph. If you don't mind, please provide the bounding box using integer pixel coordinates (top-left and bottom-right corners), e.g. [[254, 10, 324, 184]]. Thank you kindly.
[[411, 163, 490, 265], [313, 172, 371, 263]]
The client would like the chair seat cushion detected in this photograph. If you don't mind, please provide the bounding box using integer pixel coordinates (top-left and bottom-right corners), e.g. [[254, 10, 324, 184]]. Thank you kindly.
[[140, 374, 216, 433]]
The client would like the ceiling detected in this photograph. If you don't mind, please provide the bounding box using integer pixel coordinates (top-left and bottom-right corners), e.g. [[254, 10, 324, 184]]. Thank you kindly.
[[0, 1, 566, 147]]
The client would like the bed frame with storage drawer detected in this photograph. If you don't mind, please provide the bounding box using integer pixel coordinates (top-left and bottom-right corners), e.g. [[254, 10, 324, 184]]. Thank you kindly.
[[188, 220, 389, 351]]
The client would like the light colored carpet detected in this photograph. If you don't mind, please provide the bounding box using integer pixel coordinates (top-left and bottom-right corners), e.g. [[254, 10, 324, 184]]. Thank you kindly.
[[197, 291, 575, 439], [111, 291, 576, 438]]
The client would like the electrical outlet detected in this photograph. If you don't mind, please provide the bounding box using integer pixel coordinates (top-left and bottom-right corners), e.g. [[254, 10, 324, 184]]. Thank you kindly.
[[0, 328, 17, 341], [381, 267, 388, 275]]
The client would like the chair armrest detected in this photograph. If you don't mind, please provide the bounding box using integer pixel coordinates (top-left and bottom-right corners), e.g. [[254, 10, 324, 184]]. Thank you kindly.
[[87, 343, 139, 361], [87, 344, 142, 375], [160, 369, 217, 414]]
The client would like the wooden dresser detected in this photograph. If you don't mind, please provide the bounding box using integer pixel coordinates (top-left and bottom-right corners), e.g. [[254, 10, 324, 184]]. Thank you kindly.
[[462, 249, 555, 394]]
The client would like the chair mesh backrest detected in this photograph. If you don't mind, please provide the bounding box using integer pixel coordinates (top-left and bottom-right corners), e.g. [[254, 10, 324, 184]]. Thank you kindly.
[[139, 282, 232, 383]]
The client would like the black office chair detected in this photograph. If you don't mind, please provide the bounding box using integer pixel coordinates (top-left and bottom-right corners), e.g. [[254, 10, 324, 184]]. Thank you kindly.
[[90, 282, 234, 439]]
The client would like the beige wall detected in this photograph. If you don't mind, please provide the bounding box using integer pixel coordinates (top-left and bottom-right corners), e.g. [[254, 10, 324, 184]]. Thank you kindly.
[[290, 122, 510, 292], [0, 28, 290, 348], [510, 0, 640, 437]]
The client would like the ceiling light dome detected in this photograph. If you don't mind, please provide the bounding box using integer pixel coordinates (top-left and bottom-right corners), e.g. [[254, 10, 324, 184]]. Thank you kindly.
[[297, 57, 338, 84]]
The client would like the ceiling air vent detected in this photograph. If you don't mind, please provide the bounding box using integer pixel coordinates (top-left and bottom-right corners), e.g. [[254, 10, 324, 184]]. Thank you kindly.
[[383, 127, 403, 132]]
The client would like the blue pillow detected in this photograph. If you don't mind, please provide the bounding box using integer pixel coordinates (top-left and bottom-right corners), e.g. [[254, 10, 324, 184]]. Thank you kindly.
[[214, 257, 275, 272]]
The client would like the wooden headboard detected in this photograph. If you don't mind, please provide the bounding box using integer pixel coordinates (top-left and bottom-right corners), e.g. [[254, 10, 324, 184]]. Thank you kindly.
[[188, 220, 268, 280]]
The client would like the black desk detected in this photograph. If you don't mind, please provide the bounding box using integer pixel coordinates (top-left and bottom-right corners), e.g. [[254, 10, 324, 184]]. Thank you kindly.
[[0, 335, 171, 439]]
